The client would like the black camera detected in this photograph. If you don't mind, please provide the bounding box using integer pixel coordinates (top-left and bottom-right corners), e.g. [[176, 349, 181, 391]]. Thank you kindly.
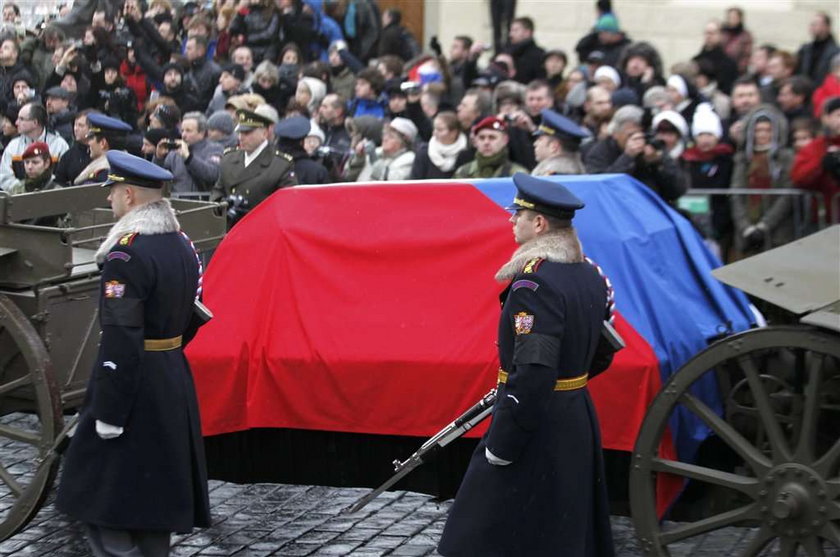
[[644, 132, 666, 153], [225, 194, 250, 224], [162, 140, 179, 149]]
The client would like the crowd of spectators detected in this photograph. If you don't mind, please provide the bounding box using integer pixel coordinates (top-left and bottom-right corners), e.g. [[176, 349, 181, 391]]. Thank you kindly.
[[0, 0, 837, 258]]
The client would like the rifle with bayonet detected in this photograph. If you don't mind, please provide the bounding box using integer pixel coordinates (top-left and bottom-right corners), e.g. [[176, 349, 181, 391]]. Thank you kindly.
[[346, 388, 497, 514]]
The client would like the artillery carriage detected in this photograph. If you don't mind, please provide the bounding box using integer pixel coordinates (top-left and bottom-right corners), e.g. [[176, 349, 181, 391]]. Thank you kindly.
[[630, 226, 840, 555], [0, 185, 224, 539]]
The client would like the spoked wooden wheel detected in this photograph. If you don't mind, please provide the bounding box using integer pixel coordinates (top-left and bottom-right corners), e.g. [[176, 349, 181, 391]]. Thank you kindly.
[[630, 326, 840, 556], [0, 294, 63, 540]]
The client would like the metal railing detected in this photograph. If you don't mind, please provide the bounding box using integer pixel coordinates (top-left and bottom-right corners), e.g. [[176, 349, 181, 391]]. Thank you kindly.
[[679, 188, 827, 245]]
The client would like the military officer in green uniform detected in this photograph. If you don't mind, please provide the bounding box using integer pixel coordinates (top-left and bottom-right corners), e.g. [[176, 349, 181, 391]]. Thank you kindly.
[[453, 116, 528, 179], [211, 108, 297, 226]]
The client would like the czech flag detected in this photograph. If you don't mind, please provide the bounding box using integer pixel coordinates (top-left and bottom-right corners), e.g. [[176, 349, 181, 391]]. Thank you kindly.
[[187, 174, 755, 513]]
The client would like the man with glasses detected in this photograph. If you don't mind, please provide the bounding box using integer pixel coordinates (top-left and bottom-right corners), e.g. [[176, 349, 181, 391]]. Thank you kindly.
[[0, 102, 69, 191]]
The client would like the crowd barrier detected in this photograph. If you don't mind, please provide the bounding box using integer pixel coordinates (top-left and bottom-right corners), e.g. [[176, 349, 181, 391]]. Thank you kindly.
[[678, 187, 827, 244]]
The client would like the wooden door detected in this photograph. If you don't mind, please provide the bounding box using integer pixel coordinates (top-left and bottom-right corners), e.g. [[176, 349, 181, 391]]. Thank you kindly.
[[378, 0, 425, 49]]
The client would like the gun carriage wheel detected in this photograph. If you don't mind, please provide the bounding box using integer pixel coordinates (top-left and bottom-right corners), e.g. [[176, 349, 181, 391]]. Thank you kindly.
[[630, 326, 840, 556], [0, 294, 63, 540]]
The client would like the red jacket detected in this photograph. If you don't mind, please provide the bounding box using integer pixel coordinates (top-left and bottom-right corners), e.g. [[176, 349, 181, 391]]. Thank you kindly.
[[812, 74, 840, 118], [120, 60, 150, 112], [791, 134, 840, 223]]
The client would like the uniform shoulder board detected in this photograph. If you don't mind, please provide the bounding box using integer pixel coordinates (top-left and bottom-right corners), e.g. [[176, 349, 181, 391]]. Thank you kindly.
[[277, 150, 293, 162], [223, 146, 239, 155], [522, 257, 544, 274], [118, 232, 139, 246]]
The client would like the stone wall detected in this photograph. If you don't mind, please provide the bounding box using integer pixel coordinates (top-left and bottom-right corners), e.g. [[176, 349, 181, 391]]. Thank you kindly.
[[425, 0, 840, 73]]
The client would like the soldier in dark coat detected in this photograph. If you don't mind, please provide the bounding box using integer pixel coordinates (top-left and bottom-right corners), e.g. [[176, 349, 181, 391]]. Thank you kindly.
[[56, 150, 211, 556], [275, 115, 330, 185], [438, 173, 618, 557], [211, 108, 297, 226]]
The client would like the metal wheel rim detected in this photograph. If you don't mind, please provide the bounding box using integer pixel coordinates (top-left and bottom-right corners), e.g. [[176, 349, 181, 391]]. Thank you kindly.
[[630, 325, 840, 556], [0, 294, 63, 541]]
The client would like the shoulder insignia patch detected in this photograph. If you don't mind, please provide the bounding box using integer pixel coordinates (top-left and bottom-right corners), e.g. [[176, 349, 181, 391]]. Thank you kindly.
[[107, 250, 132, 262], [522, 257, 544, 274], [118, 233, 138, 246], [514, 312, 534, 335], [512, 279, 539, 292], [104, 280, 125, 298]]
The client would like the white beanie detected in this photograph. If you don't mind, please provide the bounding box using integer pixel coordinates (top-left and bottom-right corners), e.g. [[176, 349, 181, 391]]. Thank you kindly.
[[652, 110, 689, 138], [307, 121, 326, 143], [666, 74, 688, 98], [593, 65, 621, 88], [387, 117, 418, 144], [691, 104, 723, 139]]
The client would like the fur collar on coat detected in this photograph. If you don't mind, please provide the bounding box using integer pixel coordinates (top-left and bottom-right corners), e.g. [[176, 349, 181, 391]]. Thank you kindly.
[[496, 227, 583, 281], [95, 199, 180, 264]]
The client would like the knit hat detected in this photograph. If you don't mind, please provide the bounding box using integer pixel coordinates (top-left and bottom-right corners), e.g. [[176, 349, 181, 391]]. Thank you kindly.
[[144, 127, 172, 146], [652, 110, 689, 138], [594, 13, 620, 33], [161, 62, 185, 77], [101, 56, 121, 72], [387, 117, 418, 144], [666, 74, 688, 98], [593, 65, 621, 88], [307, 121, 325, 143], [691, 104, 722, 139], [208, 110, 234, 135]]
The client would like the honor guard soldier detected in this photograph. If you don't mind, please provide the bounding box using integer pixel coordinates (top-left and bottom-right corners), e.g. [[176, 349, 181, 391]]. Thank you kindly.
[[211, 108, 297, 226], [74, 113, 133, 185], [438, 173, 619, 557], [275, 115, 330, 185], [56, 150, 211, 556], [531, 108, 590, 176]]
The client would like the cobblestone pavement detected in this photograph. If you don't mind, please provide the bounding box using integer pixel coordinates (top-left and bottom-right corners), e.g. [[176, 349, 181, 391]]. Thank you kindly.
[[0, 412, 836, 555], [1, 479, 839, 556]]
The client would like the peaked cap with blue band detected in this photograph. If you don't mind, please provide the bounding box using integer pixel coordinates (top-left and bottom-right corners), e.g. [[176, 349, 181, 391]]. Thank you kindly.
[[88, 113, 133, 135], [102, 150, 174, 189], [534, 109, 590, 142], [507, 173, 585, 220], [275, 115, 311, 140]]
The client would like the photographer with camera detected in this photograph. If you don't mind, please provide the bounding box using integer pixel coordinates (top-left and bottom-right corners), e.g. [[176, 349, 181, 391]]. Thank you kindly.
[[584, 105, 686, 204], [155, 112, 224, 195], [792, 96, 840, 224]]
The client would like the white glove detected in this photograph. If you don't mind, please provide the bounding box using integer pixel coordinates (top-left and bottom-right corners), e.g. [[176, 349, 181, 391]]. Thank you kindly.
[[96, 420, 124, 439], [485, 447, 512, 466]]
